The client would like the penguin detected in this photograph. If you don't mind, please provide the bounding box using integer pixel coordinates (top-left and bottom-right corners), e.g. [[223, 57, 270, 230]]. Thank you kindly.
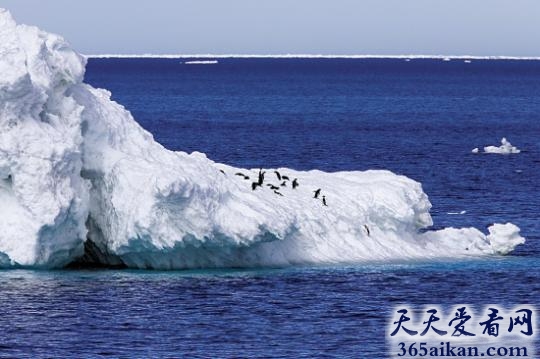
[[235, 172, 249, 180], [364, 224, 370, 236], [219, 169, 226, 175], [274, 190, 284, 196], [292, 178, 299, 189], [257, 169, 266, 186], [322, 196, 328, 206], [281, 175, 290, 181], [274, 170, 282, 181], [313, 189, 321, 199], [281, 181, 287, 187]]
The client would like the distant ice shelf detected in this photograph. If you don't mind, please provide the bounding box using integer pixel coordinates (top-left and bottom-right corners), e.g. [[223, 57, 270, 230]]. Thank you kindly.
[[85, 54, 540, 60]]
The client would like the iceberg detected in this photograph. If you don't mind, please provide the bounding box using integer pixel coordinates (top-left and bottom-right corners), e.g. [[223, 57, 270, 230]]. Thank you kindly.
[[482, 138, 521, 154], [0, 9, 525, 269]]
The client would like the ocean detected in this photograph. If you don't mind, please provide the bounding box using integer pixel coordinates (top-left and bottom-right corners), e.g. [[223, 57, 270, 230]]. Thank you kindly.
[[1, 58, 539, 358]]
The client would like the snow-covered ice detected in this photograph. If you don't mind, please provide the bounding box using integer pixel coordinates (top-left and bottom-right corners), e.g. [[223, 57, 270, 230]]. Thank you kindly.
[[0, 9, 525, 269], [481, 138, 521, 154]]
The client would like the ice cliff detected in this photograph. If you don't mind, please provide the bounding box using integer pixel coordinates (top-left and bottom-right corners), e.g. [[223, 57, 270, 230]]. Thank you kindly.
[[0, 9, 525, 269]]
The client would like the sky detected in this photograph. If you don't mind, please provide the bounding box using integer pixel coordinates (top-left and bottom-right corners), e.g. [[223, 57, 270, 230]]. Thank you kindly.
[[1, 0, 539, 56]]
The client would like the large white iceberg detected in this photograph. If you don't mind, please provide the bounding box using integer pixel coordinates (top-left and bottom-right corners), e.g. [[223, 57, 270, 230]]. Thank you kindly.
[[0, 9, 525, 269]]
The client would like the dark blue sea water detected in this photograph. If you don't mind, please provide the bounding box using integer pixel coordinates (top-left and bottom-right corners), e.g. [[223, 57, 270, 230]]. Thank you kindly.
[[2, 58, 539, 358]]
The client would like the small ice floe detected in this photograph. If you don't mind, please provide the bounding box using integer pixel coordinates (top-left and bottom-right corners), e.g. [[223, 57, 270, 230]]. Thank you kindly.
[[483, 138, 521, 154], [447, 210, 467, 215], [404, 58, 411, 62], [183, 60, 218, 65], [515, 169, 523, 173], [443, 57, 451, 62], [471, 148, 479, 153], [464, 60, 472, 63]]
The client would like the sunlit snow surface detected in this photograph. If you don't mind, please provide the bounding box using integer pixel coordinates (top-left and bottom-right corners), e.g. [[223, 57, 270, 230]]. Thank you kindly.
[[0, 9, 525, 268]]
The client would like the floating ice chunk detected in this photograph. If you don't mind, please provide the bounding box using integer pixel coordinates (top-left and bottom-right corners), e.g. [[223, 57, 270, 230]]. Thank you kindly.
[[184, 60, 218, 65], [447, 210, 467, 215], [483, 138, 520, 154], [471, 148, 479, 153]]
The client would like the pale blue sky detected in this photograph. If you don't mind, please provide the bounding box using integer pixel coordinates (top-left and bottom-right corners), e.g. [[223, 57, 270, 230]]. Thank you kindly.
[[2, 0, 539, 56]]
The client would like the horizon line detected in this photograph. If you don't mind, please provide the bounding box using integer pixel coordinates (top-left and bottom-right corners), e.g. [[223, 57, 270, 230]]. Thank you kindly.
[[84, 53, 540, 60]]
